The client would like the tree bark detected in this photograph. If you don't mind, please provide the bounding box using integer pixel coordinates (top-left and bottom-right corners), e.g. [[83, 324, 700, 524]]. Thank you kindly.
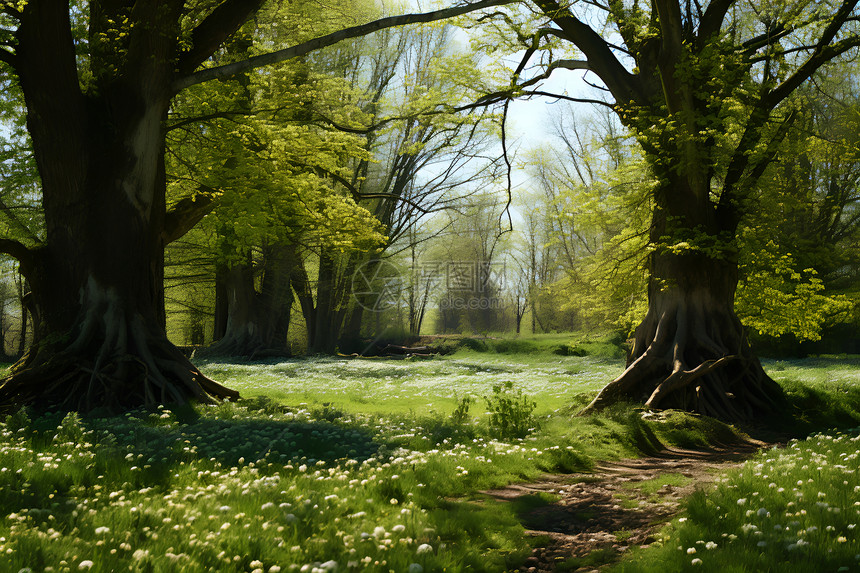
[[16, 277, 28, 358], [0, 3, 238, 413], [311, 254, 339, 354], [213, 264, 229, 342], [583, 182, 784, 422]]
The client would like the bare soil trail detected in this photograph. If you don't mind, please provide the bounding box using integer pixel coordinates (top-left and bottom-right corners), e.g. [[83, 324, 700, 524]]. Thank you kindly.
[[483, 441, 774, 572]]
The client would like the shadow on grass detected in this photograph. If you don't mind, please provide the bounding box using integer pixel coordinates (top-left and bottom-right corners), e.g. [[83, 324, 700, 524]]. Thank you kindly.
[[777, 380, 860, 436], [2, 398, 380, 524]]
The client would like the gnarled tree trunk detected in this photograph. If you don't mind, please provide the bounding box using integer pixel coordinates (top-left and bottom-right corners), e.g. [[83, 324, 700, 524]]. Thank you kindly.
[[583, 174, 785, 423], [585, 250, 782, 422], [0, 1, 241, 413]]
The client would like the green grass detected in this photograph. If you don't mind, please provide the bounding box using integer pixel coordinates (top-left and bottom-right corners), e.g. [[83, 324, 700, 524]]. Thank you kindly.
[[614, 431, 860, 572], [448, 332, 628, 360], [762, 356, 860, 435], [196, 349, 624, 417], [0, 343, 858, 572]]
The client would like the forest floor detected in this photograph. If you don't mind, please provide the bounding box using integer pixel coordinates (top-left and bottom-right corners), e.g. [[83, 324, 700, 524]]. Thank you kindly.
[[488, 441, 772, 572]]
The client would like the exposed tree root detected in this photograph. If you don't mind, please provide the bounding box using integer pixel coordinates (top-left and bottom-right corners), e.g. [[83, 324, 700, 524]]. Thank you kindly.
[[582, 297, 783, 423], [0, 279, 238, 414]]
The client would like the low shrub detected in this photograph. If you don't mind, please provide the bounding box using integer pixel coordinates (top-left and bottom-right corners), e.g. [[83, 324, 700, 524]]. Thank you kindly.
[[485, 381, 539, 439]]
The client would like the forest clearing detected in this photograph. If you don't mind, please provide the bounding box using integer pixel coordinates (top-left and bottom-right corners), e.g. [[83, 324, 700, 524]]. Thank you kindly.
[[1, 340, 858, 571]]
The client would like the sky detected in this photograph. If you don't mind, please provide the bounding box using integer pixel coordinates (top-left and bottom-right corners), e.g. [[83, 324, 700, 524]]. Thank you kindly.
[[432, 3, 610, 199]]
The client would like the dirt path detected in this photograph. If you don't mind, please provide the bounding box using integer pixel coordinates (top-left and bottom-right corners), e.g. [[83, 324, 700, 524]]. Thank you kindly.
[[482, 442, 771, 572]]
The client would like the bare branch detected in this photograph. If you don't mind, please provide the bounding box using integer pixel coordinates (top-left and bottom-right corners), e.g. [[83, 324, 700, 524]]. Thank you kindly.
[[768, 38, 860, 108], [533, 0, 643, 106], [553, 59, 590, 71], [309, 162, 440, 216], [172, 0, 517, 93], [521, 90, 615, 108], [499, 98, 514, 235], [740, 23, 793, 56], [166, 110, 256, 132], [766, 0, 860, 107]]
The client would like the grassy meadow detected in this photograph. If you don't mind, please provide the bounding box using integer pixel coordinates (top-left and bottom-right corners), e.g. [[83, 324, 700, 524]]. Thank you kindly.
[[0, 335, 858, 572]]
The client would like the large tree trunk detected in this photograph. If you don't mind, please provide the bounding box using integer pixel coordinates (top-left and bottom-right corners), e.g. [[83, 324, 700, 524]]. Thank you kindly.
[[1, 203, 238, 412], [0, 2, 238, 413], [311, 254, 341, 354], [583, 177, 784, 422], [16, 277, 28, 358], [213, 264, 230, 342]]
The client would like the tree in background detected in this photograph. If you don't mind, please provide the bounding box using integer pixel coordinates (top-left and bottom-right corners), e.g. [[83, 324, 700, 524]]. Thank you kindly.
[[288, 22, 502, 353], [435, 193, 509, 334], [736, 78, 860, 349], [0, 0, 512, 411], [165, 14, 386, 358], [519, 108, 652, 337]]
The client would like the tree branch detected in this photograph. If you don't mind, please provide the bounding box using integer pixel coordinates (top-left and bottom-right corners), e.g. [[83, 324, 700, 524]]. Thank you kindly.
[[0, 238, 31, 265], [697, 0, 733, 47], [0, 3, 21, 18], [765, 0, 860, 107], [740, 23, 793, 57], [172, 0, 517, 93], [162, 190, 219, 244], [768, 36, 860, 108], [521, 90, 615, 108], [717, 110, 795, 228], [166, 109, 259, 132], [532, 0, 642, 107], [176, 0, 267, 76], [0, 46, 14, 67], [743, 109, 798, 189], [308, 163, 439, 216], [553, 59, 590, 71]]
